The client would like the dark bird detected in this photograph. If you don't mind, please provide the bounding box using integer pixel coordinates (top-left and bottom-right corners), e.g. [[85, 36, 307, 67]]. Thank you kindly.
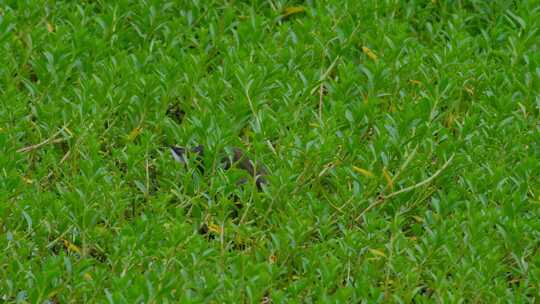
[[170, 145, 205, 172], [170, 145, 268, 190], [220, 147, 268, 190]]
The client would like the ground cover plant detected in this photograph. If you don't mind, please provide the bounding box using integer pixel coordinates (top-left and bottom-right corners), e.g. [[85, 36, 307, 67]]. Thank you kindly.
[[1, 0, 540, 302]]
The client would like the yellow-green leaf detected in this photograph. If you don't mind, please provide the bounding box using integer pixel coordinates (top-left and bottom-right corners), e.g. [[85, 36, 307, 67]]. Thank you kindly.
[[127, 127, 142, 141], [412, 215, 424, 223], [282, 6, 305, 18], [21, 176, 34, 184], [47, 22, 54, 33], [62, 239, 81, 254], [208, 223, 222, 234], [369, 248, 387, 258], [382, 167, 393, 190], [83, 273, 93, 281], [353, 166, 374, 178], [361, 46, 378, 61]]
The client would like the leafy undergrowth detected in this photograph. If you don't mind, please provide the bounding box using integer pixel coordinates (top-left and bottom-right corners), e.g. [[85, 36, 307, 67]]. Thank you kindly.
[[1, 0, 540, 302]]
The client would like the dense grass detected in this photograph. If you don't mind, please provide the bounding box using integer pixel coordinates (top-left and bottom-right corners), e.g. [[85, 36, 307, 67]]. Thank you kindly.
[[1, 0, 540, 302]]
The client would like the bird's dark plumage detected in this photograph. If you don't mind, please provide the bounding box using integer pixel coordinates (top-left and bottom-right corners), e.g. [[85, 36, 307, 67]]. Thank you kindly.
[[220, 147, 268, 190], [170, 145, 205, 172], [171, 145, 268, 190]]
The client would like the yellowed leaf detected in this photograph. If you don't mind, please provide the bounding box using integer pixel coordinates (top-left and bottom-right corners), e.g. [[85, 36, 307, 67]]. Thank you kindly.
[[382, 167, 393, 190], [352, 166, 374, 178], [282, 6, 305, 18], [412, 215, 424, 223], [47, 22, 54, 33], [361, 46, 378, 61], [22, 176, 34, 184], [369, 248, 387, 258], [47, 289, 60, 300], [409, 79, 422, 85], [464, 85, 475, 96], [445, 113, 455, 127], [269, 254, 277, 264], [208, 223, 222, 234], [127, 127, 142, 141], [62, 239, 81, 254], [63, 126, 74, 137], [83, 273, 93, 281]]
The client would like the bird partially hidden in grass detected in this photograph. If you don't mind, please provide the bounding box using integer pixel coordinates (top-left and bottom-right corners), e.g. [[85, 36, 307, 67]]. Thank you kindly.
[[170, 145, 268, 190], [170, 144, 205, 172]]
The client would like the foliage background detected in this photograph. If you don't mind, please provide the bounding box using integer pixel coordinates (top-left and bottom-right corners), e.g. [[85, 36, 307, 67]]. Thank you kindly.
[[1, 0, 540, 302]]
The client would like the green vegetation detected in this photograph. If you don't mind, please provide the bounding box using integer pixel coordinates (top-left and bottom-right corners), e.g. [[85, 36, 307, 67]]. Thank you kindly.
[[2, 0, 540, 302]]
